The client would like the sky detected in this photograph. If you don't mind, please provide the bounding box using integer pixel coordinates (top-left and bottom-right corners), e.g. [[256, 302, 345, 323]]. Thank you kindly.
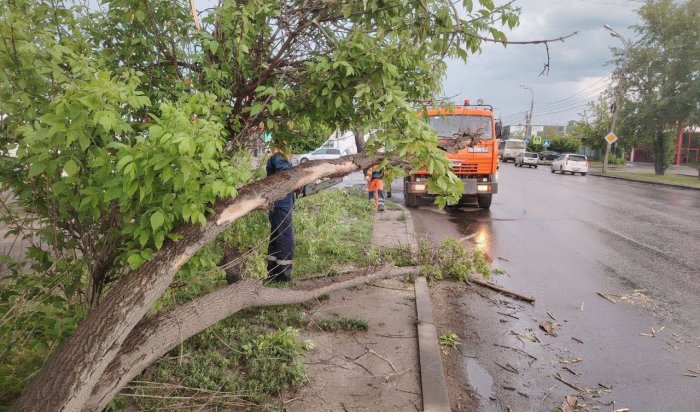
[[443, 0, 643, 127]]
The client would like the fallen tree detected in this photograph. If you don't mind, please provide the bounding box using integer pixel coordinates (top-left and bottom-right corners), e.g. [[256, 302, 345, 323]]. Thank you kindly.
[[12, 155, 378, 411], [85, 265, 418, 411]]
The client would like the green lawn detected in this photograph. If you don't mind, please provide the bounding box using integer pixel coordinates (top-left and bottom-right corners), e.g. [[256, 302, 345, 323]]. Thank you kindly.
[[600, 171, 700, 189]]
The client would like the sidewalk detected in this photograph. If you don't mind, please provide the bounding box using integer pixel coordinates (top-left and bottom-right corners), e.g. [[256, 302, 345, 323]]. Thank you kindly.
[[589, 162, 698, 176], [588, 163, 700, 190], [289, 202, 422, 411]]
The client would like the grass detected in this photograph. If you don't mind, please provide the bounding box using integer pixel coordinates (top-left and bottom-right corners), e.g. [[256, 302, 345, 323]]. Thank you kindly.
[[384, 200, 403, 211], [311, 317, 369, 332], [117, 188, 377, 410], [438, 332, 461, 349], [599, 171, 700, 189]]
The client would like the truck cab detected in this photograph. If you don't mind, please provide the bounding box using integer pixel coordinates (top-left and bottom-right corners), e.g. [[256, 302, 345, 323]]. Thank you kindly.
[[404, 102, 500, 209]]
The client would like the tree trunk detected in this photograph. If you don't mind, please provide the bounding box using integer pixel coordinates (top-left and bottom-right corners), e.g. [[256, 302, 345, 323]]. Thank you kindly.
[[653, 128, 667, 176], [353, 126, 365, 153], [84, 266, 417, 411], [13, 154, 379, 412]]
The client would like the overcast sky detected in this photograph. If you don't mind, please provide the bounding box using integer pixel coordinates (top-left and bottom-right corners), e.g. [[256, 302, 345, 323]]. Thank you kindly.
[[443, 0, 643, 127]]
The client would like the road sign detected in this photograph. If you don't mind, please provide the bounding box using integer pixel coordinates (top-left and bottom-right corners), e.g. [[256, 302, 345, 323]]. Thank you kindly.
[[543, 140, 550, 147], [604, 132, 618, 145], [533, 136, 542, 144], [523, 136, 530, 143]]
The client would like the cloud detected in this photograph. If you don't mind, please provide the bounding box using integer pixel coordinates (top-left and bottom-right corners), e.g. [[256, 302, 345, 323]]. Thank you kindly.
[[443, 0, 641, 125]]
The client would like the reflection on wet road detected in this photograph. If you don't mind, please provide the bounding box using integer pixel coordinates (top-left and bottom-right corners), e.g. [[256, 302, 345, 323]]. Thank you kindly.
[[407, 165, 700, 411]]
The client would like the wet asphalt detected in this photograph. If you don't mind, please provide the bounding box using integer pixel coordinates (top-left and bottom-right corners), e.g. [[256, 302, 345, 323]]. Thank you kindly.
[[398, 164, 700, 411]]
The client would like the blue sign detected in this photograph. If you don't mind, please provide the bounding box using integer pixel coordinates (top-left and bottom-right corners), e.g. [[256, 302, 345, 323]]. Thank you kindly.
[[543, 140, 550, 147], [523, 136, 530, 143]]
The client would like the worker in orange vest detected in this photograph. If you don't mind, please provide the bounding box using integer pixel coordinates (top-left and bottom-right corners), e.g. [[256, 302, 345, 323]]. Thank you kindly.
[[365, 166, 385, 211]]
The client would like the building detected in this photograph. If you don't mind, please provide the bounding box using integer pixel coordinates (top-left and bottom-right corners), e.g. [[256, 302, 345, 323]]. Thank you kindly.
[[502, 124, 568, 140], [629, 126, 700, 164]]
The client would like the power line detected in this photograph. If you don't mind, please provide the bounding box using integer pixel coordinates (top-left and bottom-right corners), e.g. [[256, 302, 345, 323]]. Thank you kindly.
[[500, 77, 612, 123]]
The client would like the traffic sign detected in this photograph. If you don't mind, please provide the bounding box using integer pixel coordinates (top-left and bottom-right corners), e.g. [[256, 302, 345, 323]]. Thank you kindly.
[[533, 136, 542, 144], [523, 136, 530, 143], [604, 132, 618, 145], [543, 140, 550, 147]]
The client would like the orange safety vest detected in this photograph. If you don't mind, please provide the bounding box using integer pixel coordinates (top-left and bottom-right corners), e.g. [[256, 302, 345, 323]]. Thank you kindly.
[[366, 166, 384, 191]]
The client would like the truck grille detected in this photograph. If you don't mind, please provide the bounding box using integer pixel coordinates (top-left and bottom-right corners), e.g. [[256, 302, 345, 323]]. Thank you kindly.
[[452, 164, 478, 174]]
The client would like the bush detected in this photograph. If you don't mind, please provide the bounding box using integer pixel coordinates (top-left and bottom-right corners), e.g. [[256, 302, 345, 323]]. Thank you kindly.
[[548, 137, 580, 153]]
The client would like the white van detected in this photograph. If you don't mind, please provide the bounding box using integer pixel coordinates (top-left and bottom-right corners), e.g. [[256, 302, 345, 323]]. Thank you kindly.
[[498, 139, 526, 162]]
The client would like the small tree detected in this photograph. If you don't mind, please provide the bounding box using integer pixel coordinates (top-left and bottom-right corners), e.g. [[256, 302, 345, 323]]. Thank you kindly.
[[617, 0, 700, 175], [548, 137, 581, 154], [527, 142, 543, 153]]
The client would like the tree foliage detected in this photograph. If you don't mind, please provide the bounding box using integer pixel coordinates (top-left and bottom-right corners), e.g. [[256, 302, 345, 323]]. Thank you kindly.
[[0, 0, 526, 408], [615, 0, 700, 174], [547, 137, 581, 154]]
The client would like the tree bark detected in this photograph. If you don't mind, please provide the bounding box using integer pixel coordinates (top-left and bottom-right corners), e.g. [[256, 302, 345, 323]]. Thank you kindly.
[[13, 154, 379, 412], [353, 126, 365, 153], [84, 266, 417, 411], [653, 127, 667, 176]]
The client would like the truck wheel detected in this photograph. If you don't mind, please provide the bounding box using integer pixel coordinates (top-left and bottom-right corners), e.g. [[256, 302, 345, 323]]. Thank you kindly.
[[405, 192, 418, 208], [477, 194, 492, 209]]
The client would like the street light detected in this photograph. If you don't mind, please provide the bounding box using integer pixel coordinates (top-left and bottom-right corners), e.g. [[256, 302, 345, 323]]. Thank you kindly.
[[520, 83, 534, 139], [603, 24, 630, 173]]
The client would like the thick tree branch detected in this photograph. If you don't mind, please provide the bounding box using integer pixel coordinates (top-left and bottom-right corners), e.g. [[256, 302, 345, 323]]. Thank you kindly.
[[85, 265, 418, 411], [14, 153, 381, 412]]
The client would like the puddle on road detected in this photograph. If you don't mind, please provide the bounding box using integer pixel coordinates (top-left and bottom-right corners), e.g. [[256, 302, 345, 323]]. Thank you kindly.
[[464, 358, 494, 401]]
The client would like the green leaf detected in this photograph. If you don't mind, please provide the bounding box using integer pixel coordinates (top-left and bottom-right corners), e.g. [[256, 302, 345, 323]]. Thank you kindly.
[[335, 96, 343, 108], [209, 40, 219, 54], [127, 253, 145, 269], [104, 186, 121, 202], [27, 163, 47, 178], [212, 180, 227, 197], [116, 155, 133, 171], [63, 160, 80, 176], [250, 102, 264, 116], [150, 210, 165, 231]]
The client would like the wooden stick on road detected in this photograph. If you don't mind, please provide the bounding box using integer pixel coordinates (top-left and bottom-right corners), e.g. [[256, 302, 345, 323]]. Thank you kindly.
[[465, 278, 535, 304]]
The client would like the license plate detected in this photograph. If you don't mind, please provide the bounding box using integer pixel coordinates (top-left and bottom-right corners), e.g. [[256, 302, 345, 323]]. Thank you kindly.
[[573, 168, 580, 171]]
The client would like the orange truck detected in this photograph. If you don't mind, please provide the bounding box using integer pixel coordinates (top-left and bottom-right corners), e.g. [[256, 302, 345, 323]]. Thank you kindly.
[[404, 101, 501, 209]]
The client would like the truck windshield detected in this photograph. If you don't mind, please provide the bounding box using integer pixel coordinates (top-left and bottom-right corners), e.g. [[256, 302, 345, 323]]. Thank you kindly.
[[429, 115, 493, 140]]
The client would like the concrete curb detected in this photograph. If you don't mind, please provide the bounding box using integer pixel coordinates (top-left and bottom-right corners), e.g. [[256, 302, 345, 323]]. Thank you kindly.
[[391, 201, 418, 253], [390, 200, 451, 411], [414, 277, 451, 412], [590, 172, 700, 191]]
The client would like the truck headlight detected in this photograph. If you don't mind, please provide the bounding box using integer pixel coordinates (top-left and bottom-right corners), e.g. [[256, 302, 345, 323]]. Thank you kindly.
[[414, 184, 426, 191], [477, 184, 489, 192]]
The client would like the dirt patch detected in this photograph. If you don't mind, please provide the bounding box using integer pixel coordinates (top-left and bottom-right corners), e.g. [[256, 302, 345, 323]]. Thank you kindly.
[[286, 278, 421, 411]]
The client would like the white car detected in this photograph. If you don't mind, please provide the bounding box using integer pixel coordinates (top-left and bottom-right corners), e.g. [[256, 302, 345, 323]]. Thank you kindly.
[[297, 148, 343, 164], [551, 153, 588, 176], [514, 152, 539, 168]]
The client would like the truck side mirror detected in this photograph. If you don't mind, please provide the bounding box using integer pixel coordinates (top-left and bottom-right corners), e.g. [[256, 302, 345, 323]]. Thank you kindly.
[[495, 121, 503, 139]]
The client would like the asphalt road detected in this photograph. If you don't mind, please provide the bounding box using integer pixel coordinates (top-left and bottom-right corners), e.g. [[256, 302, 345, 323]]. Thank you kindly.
[[402, 164, 700, 411]]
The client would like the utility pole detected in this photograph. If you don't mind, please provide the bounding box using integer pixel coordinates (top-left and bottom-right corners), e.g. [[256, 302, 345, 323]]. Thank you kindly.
[[520, 83, 534, 139], [603, 24, 630, 174]]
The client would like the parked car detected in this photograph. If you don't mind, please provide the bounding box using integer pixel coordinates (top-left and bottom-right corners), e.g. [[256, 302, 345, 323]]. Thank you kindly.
[[551, 153, 588, 175], [297, 148, 343, 164], [539, 151, 560, 161], [514, 152, 539, 168]]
